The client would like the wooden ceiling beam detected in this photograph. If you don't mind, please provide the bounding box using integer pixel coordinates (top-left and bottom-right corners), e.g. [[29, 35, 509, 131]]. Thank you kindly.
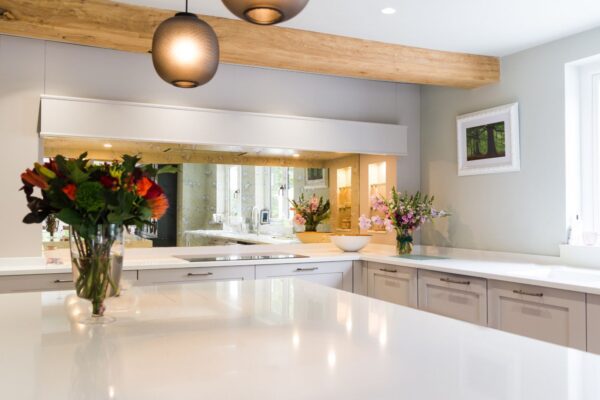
[[0, 0, 500, 88]]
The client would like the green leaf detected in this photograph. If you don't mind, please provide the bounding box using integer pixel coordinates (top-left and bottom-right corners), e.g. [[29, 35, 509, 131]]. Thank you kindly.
[[56, 208, 83, 227], [157, 165, 178, 175]]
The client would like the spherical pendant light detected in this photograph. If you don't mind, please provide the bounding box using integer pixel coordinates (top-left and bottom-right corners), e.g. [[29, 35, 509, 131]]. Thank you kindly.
[[222, 0, 309, 25], [152, 11, 220, 88]]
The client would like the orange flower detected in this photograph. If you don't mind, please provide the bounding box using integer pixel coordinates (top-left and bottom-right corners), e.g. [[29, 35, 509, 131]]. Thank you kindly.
[[21, 169, 49, 190], [62, 183, 77, 201], [136, 177, 153, 197], [147, 193, 169, 219]]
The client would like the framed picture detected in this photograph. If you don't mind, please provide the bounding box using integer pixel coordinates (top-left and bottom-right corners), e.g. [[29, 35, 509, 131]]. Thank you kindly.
[[457, 103, 520, 176], [304, 167, 328, 189], [260, 209, 270, 225]]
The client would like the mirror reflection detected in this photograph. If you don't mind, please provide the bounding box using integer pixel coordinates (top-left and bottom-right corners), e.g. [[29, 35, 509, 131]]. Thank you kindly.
[[41, 138, 374, 248]]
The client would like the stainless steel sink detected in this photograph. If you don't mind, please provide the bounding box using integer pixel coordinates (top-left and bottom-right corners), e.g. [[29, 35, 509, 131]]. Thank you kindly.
[[176, 253, 309, 262]]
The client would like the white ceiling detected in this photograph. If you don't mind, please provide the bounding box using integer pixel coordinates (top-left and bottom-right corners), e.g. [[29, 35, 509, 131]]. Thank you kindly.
[[120, 0, 600, 56]]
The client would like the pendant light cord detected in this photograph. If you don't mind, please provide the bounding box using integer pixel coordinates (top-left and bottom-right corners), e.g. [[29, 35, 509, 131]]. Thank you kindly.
[[185, 0, 188, 13]]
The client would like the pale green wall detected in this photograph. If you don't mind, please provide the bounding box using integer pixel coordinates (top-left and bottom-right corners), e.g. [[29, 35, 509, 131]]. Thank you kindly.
[[421, 26, 600, 256]]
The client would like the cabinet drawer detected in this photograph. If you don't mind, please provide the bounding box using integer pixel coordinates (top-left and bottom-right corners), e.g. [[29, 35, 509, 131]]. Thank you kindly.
[[255, 261, 353, 291], [418, 270, 487, 325], [137, 266, 254, 285], [0, 270, 137, 293], [488, 280, 586, 350], [367, 262, 417, 307]]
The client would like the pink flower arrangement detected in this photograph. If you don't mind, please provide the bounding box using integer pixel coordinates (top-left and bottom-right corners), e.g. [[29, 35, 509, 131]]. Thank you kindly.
[[359, 188, 448, 254], [290, 193, 331, 232]]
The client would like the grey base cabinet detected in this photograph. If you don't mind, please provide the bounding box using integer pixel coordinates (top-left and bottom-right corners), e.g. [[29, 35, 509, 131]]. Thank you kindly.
[[587, 294, 600, 354], [0, 270, 138, 294], [418, 270, 487, 325], [137, 266, 254, 285], [366, 262, 417, 307], [488, 280, 586, 350], [256, 261, 353, 292]]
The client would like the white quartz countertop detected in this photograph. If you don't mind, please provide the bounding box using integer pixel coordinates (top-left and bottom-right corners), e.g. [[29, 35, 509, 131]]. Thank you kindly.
[[2, 278, 600, 400], [5, 242, 600, 295]]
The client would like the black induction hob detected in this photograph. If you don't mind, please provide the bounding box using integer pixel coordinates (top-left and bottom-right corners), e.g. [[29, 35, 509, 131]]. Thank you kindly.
[[175, 253, 309, 262]]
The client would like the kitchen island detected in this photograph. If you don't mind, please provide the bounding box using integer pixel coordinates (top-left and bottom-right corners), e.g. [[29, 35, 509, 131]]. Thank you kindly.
[[1, 278, 600, 399]]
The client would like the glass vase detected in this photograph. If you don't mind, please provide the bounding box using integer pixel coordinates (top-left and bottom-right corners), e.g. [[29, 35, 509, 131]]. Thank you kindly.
[[69, 224, 124, 324], [396, 230, 414, 255]]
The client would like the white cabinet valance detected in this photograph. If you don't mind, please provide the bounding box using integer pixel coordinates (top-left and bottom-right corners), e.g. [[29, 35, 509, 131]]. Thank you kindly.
[[39, 95, 408, 156]]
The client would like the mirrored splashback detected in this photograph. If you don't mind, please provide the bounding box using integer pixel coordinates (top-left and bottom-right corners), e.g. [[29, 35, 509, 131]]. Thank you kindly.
[[176, 164, 331, 247], [42, 138, 380, 248]]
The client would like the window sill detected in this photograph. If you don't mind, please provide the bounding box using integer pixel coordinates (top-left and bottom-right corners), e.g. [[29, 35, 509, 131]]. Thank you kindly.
[[560, 244, 600, 268]]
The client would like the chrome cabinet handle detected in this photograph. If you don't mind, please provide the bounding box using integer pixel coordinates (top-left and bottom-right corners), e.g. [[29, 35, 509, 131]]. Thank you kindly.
[[380, 268, 398, 273], [53, 279, 73, 283], [513, 289, 543, 297], [440, 277, 470, 285], [187, 272, 214, 277], [295, 267, 318, 272]]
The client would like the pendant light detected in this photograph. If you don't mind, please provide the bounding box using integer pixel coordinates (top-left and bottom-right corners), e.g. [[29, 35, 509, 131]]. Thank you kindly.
[[222, 0, 309, 25], [152, 0, 220, 88]]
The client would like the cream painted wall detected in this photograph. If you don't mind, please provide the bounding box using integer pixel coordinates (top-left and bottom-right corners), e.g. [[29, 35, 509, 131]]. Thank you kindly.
[[0, 34, 420, 258], [421, 26, 600, 256]]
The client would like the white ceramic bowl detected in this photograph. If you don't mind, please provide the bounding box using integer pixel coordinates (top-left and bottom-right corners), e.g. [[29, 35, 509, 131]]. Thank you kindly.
[[330, 234, 372, 252]]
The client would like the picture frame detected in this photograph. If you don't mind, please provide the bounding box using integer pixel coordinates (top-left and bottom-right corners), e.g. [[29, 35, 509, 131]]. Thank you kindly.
[[456, 102, 520, 176], [304, 167, 329, 189], [260, 209, 270, 225]]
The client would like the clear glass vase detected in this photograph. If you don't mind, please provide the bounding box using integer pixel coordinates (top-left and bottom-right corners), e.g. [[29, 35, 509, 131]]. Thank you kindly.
[[396, 230, 414, 255], [69, 224, 124, 324]]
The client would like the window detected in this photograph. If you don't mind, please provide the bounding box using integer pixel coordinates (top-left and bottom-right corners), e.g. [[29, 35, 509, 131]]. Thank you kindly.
[[566, 56, 600, 243], [269, 166, 294, 222]]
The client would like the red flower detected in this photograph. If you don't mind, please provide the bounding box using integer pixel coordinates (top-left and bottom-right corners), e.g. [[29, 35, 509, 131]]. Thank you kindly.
[[99, 175, 118, 190], [147, 193, 169, 219], [21, 169, 49, 190], [62, 184, 77, 201], [144, 182, 163, 200], [44, 160, 59, 175], [136, 177, 153, 197]]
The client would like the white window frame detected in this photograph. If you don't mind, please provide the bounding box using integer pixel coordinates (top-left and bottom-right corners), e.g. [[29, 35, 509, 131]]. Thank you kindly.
[[577, 64, 600, 235], [566, 56, 600, 242], [268, 166, 294, 223]]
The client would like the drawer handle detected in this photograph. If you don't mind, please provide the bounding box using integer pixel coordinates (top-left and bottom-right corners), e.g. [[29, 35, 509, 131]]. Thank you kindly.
[[295, 267, 318, 272], [380, 268, 398, 273], [53, 279, 73, 283], [513, 289, 543, 297], [440, 277, 470, 285], [187, 272, 214, 277]]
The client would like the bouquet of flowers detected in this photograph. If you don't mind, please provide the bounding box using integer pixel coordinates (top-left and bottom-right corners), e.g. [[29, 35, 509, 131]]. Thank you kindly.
[[290, 194, 331, 232], [359, 188, 448, 254], [20, 153, 173, 318]]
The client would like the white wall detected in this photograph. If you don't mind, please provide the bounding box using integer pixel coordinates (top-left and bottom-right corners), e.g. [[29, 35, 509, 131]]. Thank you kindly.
[[420, 26, 600, 256], [0, 35, 420, 258]]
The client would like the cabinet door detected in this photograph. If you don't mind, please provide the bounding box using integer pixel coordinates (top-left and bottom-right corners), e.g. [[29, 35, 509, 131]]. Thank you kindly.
[[352, 261, 368, 295], [367, 262, 417, 307], [137, 266, 254, 285], [255, 261, 353, 292], [0, 270, 137, 293], [418, 270, 487, 325], [587, 294, 600, 354], [488, 280, 586, 350]]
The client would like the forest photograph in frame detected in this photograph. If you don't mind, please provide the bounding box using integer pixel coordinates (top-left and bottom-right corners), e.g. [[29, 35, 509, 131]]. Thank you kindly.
[[457, 103, 520, 176]]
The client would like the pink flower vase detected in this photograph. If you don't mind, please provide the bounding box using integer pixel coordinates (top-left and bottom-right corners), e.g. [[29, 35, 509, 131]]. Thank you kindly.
[[396, 229, 413, 255]]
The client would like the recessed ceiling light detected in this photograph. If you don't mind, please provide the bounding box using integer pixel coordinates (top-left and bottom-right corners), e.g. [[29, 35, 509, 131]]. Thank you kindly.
[[381, 7, 396, 15], [293, 153, 300, 158], [103, 143, 113, 148]]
